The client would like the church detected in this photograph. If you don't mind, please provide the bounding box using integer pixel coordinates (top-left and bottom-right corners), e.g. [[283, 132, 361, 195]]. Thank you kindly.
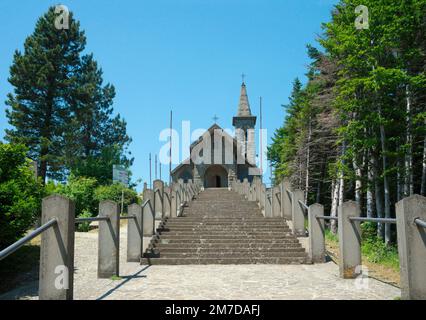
[[171, 82, 261, 188]]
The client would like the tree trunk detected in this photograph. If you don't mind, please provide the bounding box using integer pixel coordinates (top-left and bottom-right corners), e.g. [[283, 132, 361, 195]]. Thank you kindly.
[[404, 84, 414, 196], [353, 158, 362, 208], [421, 129, 426, 196], [372, 149, 384, 239], [330, 178, 339, 234], [366, 152, 374, 218], [379, 122, 391, 245], [305, 117, 312, 203]]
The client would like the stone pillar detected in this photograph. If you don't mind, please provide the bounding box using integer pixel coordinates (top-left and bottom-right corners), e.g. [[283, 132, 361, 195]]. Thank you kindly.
[[39, 195, 75, 300], [98, 200, 120, 278], [142, 189, 155, 236], [127, 203, 143, 262], [243, 178, 249, 199], [272, 186, 281, 217], [308, 204, 326, 263], [265, 188, 273, 218], [153, 180, 164, 220], [281, 179, 292, 220], [396, 195, 426, 300], [291, 190, 305, 236], [163, 186, 171, 217], [170, 185, 177, 218], [338, 201, 361, 279], [260, 183, 266, 216]]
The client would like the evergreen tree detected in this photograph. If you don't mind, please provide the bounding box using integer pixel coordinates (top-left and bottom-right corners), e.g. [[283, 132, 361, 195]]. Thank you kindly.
[[5, 7, 86, 183]]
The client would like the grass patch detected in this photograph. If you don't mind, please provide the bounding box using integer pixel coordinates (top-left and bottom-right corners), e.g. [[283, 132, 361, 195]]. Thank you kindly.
[[325, 224, 400, 272], [110, 275, 122, 281]]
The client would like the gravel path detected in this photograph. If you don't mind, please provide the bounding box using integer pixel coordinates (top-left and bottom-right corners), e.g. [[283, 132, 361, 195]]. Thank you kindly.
[[0, 226, 401, 300]]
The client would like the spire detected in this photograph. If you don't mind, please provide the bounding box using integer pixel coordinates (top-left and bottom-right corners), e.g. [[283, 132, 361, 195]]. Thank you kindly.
[[237, 82, 252, 116]]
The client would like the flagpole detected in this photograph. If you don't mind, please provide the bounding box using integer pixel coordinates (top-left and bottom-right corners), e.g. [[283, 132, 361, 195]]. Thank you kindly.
[[169, 110, 173, 186]]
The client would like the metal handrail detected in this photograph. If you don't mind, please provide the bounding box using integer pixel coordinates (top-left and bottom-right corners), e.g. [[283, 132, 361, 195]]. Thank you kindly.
[[0, 218, 57, 261], [119, 215, 136, 220], [316, 216, 338, 221], [286, 189, 293, 201], [298, 200, 308, 211], [142, 199, 153, 212], [415, 218, 426, 229], [75, 216, 109, 223], [349, 217, 397, 224]]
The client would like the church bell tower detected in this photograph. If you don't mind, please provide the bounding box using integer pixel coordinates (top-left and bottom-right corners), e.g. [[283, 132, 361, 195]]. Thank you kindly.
[[233, 81, 257, 164]]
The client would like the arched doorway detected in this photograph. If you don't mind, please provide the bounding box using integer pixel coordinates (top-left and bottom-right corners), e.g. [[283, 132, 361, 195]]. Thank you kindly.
[[204, 165, 228, 188]]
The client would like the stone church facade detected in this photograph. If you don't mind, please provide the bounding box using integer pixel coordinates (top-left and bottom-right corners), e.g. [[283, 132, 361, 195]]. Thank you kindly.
[[171, 82, 261, 188]]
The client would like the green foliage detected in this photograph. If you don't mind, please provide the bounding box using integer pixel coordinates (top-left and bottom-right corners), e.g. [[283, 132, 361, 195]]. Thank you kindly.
[[0, 143, 43, 248], [51, 175, 99, 217], [76, 209, 92, 232], [94, 183, 139, 213]]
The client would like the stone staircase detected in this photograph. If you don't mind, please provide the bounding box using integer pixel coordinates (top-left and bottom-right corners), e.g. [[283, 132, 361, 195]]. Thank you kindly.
[[141, 188, 308, 265]]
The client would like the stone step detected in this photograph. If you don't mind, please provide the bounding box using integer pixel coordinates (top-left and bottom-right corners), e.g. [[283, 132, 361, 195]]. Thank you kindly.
[[155, 247, 306, 254], [141, 257, 308, 265], [157, 234, 296, 240], [153, 243, 303, 249], [153, 252, 307, 258], [156, 239, 301, 244]]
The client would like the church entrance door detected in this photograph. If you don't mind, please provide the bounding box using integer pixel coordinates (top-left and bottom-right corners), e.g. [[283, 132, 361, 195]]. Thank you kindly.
[[204, 165, 228, 188]]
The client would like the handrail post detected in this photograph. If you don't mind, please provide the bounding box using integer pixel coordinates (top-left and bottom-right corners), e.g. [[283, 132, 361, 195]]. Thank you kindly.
[[170, 185, 177, 218], [265, 188, 273, 218], [308, 203, 325, 263], [153, 179, 164, 220], [243, 178, 249, 199], [127, 203, 142, 262], [163, 186, 171, 217], [98, 200, 120, 278], [338, 201, 361, 279], [143, 189, 155, 236], [272, 185, 281, 217], [396, 195, 426, 300], [291, 190, 305, 236], [281, 179, 292, 219], [39, 195, 75, 300]]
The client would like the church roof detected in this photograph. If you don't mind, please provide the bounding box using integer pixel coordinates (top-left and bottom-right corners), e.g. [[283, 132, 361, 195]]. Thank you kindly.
[[236, 82, 252, 117]]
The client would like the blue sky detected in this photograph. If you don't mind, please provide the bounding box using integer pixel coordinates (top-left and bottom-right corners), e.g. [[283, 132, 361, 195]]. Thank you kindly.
[[0, 0, 337, 191]]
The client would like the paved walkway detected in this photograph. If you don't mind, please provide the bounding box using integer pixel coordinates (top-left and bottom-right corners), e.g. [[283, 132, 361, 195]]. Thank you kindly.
[[1, 226, 401, 300]]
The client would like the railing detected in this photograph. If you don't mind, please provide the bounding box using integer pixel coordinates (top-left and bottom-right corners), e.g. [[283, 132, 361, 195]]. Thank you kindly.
[[231, 177, 426, 300], [0, 178, 201, 300]]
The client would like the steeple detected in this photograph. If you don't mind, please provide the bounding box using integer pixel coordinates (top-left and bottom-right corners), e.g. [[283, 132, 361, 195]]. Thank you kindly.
[[236, 82, 252, 117], [232, 81, 257, 165]]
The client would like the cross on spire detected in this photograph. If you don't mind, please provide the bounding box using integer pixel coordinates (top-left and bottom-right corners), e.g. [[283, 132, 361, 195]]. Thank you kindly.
[[212, 114, 219, 123], [241, 73, 246, 84]]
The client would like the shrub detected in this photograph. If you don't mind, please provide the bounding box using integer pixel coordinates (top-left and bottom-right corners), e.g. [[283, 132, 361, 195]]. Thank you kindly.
[[48, 175, 98, 217], [76, 209, 92, 232], [94, 183, 139, 213], [0, 143, 43, 248]]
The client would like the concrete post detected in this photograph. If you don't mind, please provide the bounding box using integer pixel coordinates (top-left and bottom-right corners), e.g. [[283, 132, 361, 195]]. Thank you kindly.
[[308, 204, 326, 263], [176, 186, 183, 217], [291, 190, 305, 236], [39, 195, 75, 300], [265, 188, 273, 218], [142, 189, 155, 236], [255, 177, 261, 205], [281, 179, 292, 220], [272, 186, 281, 217], [243, 178, 249, 199], [127, 203, 142, 262], [338, 201, 361, 279], [259, 186, 265, 217], [98, 200, 120, 278], [170, 186, 177, 218], [163, 186, 171, 217], [396, 195, 426, 300], [153, 180, 164, 220]]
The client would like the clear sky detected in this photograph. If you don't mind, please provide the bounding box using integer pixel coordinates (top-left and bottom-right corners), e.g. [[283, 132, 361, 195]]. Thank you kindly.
[[0, 0, 337, 192]]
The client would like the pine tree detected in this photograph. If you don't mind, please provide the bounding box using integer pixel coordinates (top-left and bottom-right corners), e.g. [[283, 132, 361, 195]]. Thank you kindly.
[[5, 7, 86, 183]]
